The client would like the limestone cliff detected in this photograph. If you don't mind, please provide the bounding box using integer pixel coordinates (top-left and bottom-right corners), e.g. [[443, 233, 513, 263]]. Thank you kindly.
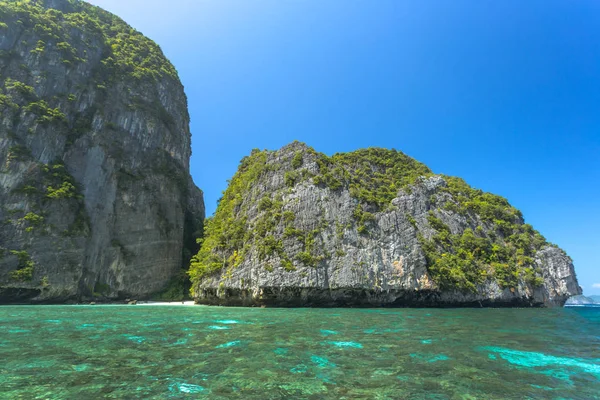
[[190, 142, 580, 307], [0, 0, 204, 302]]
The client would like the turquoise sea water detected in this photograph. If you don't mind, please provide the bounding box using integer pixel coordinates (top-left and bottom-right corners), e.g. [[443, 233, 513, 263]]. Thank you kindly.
[[0, 306, 599, 399]]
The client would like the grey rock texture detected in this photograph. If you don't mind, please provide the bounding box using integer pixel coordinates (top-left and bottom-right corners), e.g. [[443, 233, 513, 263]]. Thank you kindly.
[[565, 295, 598, 306], [0, 0, 204, 302], [192, 142, 580, 307]]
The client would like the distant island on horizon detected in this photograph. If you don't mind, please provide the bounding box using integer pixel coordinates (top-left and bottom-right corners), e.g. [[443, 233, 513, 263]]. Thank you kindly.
[[565, 294, 600, 306]]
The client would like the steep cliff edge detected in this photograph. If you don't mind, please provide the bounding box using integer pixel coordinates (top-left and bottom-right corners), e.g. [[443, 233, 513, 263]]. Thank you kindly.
[[190, 142, 580, 307], [0, 0, 204, 302]]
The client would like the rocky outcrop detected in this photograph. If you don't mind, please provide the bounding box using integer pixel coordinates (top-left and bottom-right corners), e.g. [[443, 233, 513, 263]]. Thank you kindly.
[[190, 142, 580, 307], [565, 295, 599, 306], [0, 0, 204, 302]]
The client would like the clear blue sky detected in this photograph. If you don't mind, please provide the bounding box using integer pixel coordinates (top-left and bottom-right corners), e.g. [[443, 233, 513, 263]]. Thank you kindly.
[[87, 0, 599, 295]]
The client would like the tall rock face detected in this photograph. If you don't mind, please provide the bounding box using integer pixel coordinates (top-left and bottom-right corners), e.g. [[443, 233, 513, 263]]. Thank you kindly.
[[190, 142, 580, 307], [0, 0, 204, 302]]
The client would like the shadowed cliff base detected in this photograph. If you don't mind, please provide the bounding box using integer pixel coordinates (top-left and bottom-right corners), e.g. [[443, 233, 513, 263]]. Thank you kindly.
[[0, 287, 42, 304], [194, 287, 570, 308]]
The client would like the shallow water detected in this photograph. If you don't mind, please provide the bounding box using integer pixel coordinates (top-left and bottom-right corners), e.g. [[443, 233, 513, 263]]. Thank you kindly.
[[0, 305, 598, 399]]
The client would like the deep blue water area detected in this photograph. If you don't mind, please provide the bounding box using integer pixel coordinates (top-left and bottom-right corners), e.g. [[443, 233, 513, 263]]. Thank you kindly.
[[0, 305, 598, 399]]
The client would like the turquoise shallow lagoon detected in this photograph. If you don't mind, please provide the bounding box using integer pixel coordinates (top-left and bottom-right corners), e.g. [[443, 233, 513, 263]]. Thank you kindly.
[[0, 306, 599, 399]]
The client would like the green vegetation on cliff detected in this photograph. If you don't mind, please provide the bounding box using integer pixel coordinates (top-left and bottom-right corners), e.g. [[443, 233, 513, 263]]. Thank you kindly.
[[410, 174, 548, 291], [343, 155, 548, 292], [189, 149, 268, 283], [420, 176, 548, 292], [329, 148, 432, 209], [189, 143, 434, 286], [2, 159, 87, 281], [190, 142, 550, 294], [0, 0, 178, 82], [9, 250, 34, 281], [0, 0, 182, 141]]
